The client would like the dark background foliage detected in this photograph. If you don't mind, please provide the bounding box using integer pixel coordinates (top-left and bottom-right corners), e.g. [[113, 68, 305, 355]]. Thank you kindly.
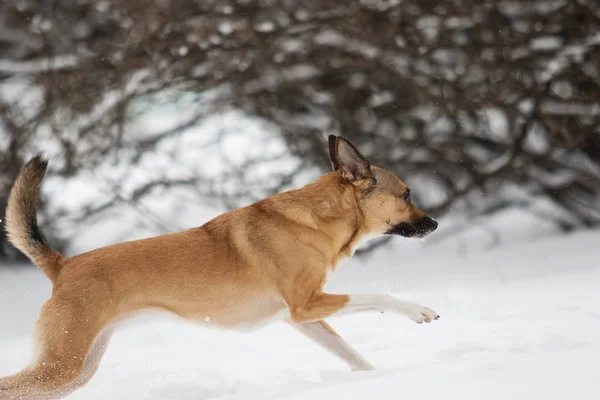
[[1, 0, 600, 262]]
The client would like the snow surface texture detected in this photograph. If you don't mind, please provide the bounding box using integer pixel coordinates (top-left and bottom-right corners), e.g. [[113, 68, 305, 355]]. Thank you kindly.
[[1, 216, 599, 400]]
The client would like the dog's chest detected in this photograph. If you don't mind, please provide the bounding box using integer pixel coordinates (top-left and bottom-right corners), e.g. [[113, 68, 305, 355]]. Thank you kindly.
[[211, 293, 290, 331]]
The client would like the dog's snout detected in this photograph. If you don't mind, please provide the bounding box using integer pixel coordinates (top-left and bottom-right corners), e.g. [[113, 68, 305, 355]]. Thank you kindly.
[[423, 217, 438, 232], [414, 216, 438, 237], [385, 216, 438, 238]]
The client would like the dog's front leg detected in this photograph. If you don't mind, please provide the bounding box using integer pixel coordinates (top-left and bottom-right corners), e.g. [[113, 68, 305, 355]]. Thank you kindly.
[[287, 320, 375, 371], [287, 292, 439, 324], [340, 294, 440, 323]]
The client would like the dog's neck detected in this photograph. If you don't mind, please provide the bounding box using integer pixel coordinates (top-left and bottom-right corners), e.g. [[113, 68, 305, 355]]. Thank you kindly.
[[260, 172, 369, 268]]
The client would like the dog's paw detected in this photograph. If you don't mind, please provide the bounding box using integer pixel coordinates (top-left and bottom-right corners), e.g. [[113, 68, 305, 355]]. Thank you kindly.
[[403, 303, 440, 324]]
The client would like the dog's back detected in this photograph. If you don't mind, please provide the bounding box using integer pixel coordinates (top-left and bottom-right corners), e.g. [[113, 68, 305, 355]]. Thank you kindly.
[[46, 172, 352, 328]]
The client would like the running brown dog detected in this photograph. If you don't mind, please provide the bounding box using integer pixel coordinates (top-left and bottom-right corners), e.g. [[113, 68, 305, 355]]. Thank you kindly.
[[1, 135, 439, 399]]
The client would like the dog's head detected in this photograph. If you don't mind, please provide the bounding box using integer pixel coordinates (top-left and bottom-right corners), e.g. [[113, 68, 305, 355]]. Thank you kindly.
[[328, 135, 438, 239]]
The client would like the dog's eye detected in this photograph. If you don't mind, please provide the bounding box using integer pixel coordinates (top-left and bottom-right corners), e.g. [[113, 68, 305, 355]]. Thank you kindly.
[[402, 190, 410, 204]]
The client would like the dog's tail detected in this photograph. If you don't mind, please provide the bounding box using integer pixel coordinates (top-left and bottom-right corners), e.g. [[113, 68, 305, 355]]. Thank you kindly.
[[5, 154, 64, 283]]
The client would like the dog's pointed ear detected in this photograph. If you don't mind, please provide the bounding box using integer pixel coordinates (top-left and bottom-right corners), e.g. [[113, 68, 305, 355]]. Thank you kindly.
[[328, 134, 340, 171], [329, 135, 373, 183]]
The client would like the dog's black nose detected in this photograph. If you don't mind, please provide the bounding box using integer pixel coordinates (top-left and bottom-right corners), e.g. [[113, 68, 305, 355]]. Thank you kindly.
[[419, 216, 438, 235], [430, 219, 438, 231]]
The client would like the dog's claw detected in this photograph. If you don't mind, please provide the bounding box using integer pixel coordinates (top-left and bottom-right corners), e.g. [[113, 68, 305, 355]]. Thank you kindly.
[[405, 304, 440, 324]]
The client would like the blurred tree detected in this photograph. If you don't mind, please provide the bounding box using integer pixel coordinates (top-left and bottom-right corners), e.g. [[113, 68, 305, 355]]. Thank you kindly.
[[1, 0, 600, 260]]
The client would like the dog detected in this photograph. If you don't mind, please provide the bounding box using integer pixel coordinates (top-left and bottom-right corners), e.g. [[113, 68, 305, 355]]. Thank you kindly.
[[0, 135, 439, 399]]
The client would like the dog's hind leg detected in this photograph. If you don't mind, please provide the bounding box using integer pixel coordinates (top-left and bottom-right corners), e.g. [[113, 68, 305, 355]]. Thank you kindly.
[[0, 297, 112, 400], [60, 324, 115, 395], [287, 320, 375, 371]]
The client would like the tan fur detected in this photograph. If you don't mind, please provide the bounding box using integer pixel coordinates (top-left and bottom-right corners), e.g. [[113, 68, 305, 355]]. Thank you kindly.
[[4, 156, 64, 283], [0, 137, 438, 399]]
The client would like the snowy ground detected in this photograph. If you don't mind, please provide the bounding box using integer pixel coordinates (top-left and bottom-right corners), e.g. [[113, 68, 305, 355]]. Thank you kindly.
[[1, 218, 600, 399]]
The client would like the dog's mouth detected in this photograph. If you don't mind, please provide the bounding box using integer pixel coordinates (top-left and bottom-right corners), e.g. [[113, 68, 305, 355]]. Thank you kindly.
[[385, 217, 438, 238]]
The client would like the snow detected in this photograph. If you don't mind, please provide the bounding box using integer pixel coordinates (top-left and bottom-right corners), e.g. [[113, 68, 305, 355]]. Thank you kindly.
[[538, 32, 600, 83], [530, 36, 564, 51], [416, 16, 441, 42], [1, 211, 600, 399], [254, 21, 276, 33], [0, 55, 80, 74], [218, 22, 235, 36]]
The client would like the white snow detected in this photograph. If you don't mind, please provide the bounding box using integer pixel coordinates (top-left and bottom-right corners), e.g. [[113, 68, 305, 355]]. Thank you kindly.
[[530, 36, 564, 51], [218, 22, 235, 36], [1, 211, 599, 399], [0, 55, 80, 74], [254, 21, 276, 33]]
